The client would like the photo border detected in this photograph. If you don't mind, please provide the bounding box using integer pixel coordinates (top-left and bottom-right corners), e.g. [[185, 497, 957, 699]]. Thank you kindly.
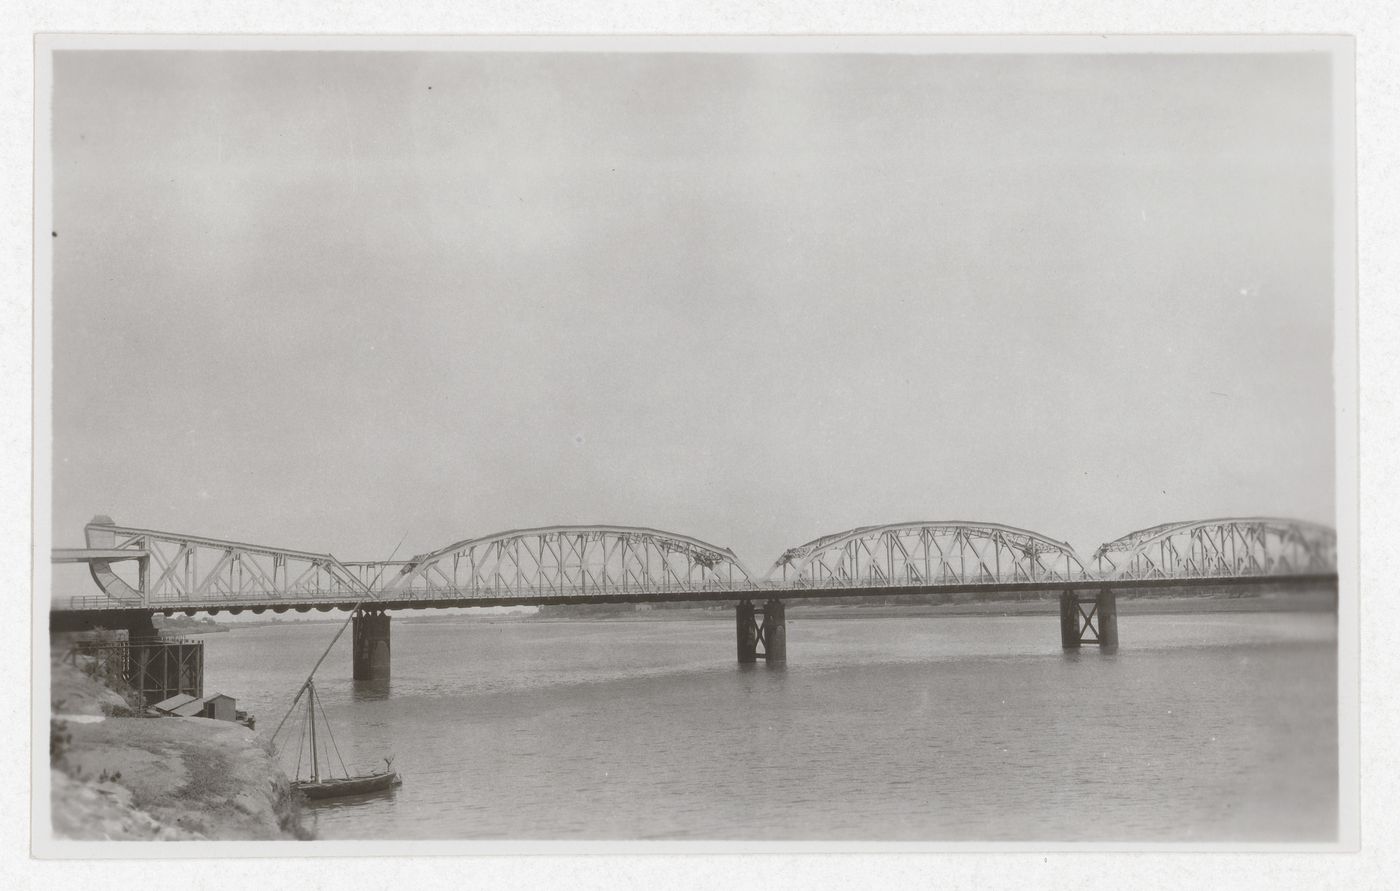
[[25, 30, 1362, 870]]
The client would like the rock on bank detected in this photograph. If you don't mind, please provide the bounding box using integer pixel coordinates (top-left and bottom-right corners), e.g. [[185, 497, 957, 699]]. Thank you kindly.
[[50, 658, 310, 841]]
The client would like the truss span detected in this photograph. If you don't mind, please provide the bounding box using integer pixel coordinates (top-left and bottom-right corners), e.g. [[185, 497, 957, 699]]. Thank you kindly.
[[1090, 517, 1336, 580], [769, 521, 1090, 588], [376, 525, 756, 600], [79, 516, 366, 609], [64, 515, 1340, 613]]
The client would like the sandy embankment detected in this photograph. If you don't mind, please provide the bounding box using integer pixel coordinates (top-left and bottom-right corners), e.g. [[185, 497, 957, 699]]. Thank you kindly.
[[49, 657, 310, 841]]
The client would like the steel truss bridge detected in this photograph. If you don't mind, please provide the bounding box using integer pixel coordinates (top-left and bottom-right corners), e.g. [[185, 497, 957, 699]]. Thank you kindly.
[[56, 515, 1337, 617]]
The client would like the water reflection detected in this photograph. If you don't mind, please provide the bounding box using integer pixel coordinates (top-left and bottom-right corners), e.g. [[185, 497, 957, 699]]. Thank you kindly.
[[303, 785, 401, 812], [352, 679, 392, 701], [734, 661, 788, 674], [1060, 647, 1119, 663], [204, 613, 1337, 841]]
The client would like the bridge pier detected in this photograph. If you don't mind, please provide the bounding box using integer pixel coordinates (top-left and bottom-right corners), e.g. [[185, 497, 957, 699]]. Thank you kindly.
[[1060, 590, 1118, 650], [735, 599, 786, 664], [352, 609, 391, 680], [736, 600, 758, 663], [762, 599, 787, 663], [1060, 591, 1080, 648], [1096, 590, 1119, 649], [129, 611, 159, 641]]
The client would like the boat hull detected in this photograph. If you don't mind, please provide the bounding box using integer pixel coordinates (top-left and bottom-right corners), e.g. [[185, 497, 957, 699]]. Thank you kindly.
[[295, 771, 401, 800]]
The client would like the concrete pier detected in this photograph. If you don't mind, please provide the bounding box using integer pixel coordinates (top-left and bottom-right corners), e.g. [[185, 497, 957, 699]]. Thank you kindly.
[[1059, 590, 1081, 649], [1096, 590, 1119, 650], [1060, 589, 1118, 649], [129, 611, 159, 641], [736, 600, 786, 663], [352, 609, 391, 680], [736, 600, 758, 663], [761, 599, 786, 663]]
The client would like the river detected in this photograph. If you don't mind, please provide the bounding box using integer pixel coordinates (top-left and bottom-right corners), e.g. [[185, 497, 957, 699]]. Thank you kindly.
[[202, 609, 1336, 841]]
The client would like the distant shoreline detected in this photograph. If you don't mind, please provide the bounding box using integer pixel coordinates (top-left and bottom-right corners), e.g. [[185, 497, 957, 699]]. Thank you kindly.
[[773, 592, 1333, 620], [151, 619, 229, 635], [208, 590, 1334, 630], [528, 592, 1334, 623]]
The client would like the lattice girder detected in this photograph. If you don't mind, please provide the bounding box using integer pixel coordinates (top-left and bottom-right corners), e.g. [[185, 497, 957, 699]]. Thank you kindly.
[[769, 521, 1090, 587], [83, 519, 364, 607], [1090, 517, 1336, 580], [376, 525, 755, 599]]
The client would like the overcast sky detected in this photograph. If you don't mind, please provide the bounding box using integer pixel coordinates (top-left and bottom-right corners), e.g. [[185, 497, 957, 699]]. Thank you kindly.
[[48, 49, 1335, 585]]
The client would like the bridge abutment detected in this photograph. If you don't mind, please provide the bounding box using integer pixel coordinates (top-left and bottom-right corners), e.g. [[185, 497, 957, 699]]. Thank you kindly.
[[1060, 590, 1118, 650], [353, 609, 391, 680], [127, 610, 159, 641]]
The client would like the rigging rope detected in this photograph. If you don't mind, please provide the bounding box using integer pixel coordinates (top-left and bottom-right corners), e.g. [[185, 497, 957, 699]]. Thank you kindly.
[[269, 531, 410, 746], [314, 683, 350, 778], [294, 696, 308, 781]]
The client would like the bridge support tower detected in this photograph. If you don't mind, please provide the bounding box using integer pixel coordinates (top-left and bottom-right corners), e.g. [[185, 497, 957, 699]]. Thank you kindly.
[[736, 600, 758, 662], [1060, 590, 1118, 650], [128, 610, 159, 641], [735, 599, 786, 664], [353, 609, 391, 680]]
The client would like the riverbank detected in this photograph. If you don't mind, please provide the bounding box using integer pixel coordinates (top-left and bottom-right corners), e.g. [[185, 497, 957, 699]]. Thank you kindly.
[[49, 655, 311, 841]]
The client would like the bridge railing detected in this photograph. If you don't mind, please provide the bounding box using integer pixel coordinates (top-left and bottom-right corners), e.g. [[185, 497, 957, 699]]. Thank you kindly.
[[65, 569, 1331, 614], [69, 578, 768, 611], [61, 516, 1338, 613]]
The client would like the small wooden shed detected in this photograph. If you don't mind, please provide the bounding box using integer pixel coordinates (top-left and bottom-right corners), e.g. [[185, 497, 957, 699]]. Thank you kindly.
[[152, 693, 198, 716], [171, 699, 205, 717], [201, 693, 237, 722]]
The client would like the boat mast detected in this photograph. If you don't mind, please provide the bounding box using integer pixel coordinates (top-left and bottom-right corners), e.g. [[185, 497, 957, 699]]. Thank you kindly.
[[308, 681, 319, 783], [269, 532, 409, 745]]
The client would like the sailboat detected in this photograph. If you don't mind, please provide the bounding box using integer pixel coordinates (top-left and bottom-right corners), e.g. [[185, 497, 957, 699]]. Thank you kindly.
[[288, 677, 401, 800], [269, 537, 408, 801]]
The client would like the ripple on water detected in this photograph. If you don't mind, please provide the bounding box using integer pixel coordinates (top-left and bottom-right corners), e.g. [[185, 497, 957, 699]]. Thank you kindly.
[[204, 612, 1337, 841]]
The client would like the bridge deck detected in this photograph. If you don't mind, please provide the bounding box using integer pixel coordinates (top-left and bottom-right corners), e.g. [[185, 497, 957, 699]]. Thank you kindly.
[[56, 573, 1337, 616]]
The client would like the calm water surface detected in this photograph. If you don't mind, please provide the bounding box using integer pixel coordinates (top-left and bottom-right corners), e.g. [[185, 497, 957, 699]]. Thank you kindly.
[[203, 611, 1336, 841]]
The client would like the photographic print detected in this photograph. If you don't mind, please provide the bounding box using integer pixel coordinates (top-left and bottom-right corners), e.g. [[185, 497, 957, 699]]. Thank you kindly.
[[36, 36, 1352, 850]]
